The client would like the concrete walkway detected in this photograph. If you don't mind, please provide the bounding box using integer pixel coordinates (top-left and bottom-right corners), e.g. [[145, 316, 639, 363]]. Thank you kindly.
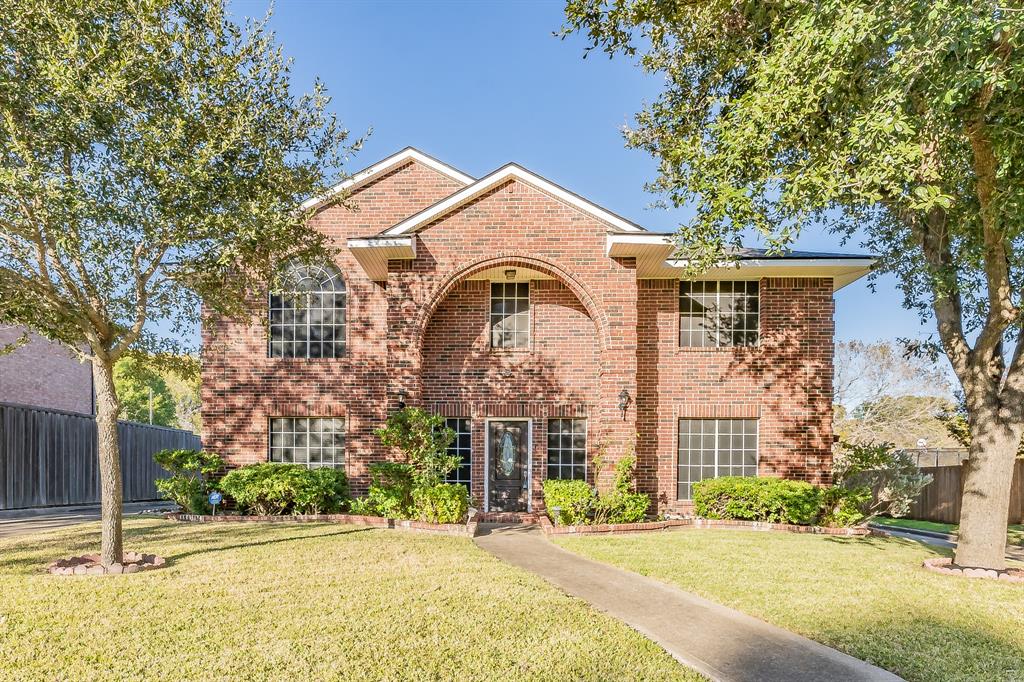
[[0, 502, 173, 539], [475, 524, 901, 682]]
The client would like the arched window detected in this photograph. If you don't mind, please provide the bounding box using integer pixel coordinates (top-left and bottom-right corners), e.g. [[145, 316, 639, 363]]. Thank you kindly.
[[269, 262, 347, 358]]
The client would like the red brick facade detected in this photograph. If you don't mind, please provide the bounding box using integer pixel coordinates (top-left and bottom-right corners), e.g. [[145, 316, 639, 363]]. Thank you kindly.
[[202, 152, 840, 514]]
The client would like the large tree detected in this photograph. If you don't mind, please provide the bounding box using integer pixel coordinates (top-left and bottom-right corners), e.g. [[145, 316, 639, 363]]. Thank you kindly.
[[0, 0, 355, 565], [564, 0, 1024, 569]]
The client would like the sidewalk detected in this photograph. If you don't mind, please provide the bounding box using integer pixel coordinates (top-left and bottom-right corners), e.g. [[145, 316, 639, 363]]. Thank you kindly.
[[0, 501, 173, 539], [867, 523, 1024, 562], [475, 523, 902, 682]]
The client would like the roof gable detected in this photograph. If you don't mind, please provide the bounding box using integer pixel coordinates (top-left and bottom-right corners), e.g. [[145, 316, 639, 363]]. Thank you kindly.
[[382, 164, 648, 235], [301, 147, 474, 212]]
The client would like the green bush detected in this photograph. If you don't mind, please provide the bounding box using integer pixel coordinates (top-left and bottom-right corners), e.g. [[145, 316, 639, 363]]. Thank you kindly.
[[153, 449, 224, 514], [374, 408, 458, 487], [543, 479, 595, 525], [693, 476, 821, 525], [358, 462, 416, 519], [818, 485, 871, 527], [412, 484, 470, 524], [833, 441, 932, 519], [217, 463, 350, 515], [598, 492, 651, 524]]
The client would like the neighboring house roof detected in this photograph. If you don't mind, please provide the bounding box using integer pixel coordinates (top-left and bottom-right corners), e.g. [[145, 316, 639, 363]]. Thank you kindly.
[[381, 163, 648, 236], [300, 147, 475, 213]]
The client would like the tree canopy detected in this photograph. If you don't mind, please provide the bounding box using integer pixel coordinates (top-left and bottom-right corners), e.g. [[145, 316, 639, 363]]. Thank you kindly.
[[564, 0, 1024, 569]]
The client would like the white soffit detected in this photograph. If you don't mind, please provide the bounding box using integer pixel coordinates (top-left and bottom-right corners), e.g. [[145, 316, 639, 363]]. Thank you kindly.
[[301, 148, 474, 212], [383, 164, 648, 235], [606, 234, 875, 291], [346, 237, 416, 281]]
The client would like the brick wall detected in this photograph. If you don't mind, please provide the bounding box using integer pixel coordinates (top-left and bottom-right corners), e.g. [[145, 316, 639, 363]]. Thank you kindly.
[[636, 277, 835, 514], [202, 158, 836, 513], [0, 326, 93, 415]]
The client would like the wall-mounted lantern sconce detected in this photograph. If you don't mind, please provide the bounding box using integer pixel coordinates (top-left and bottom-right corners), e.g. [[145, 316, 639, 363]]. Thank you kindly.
[[504, 268, 517, 280], [393, 388, 407, 410], [617, 388, 631, 419]]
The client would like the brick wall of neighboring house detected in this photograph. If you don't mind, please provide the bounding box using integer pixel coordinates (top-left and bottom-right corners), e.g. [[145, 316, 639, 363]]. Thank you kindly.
[[202, 156, 838, 513], [0, 326, 93, 415]]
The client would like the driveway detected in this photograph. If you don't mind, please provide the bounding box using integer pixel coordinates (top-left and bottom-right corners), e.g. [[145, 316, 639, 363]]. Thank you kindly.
[[0, 502, 173, 539]]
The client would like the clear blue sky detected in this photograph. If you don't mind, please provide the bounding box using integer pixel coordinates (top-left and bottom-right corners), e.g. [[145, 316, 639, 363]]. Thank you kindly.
[[228, 0, 930, 345]]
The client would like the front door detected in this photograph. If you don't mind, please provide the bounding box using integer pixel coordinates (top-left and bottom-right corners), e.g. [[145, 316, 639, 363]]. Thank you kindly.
[[488, 421, 529, 512]]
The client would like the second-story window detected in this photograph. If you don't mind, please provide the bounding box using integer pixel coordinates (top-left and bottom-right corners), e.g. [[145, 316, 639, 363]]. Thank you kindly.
[[269, 263, 347, 358], [490, 282, 529, 349], [679, 280, 759, 348]]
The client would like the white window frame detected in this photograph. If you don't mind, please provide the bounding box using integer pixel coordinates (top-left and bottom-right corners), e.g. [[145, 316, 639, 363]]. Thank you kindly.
[[489, 282, 531, 349], [545, 418, 587, 481], [268, 416, 346, 470], [679, 280, 759, 348], [443, 417, 472, 490]]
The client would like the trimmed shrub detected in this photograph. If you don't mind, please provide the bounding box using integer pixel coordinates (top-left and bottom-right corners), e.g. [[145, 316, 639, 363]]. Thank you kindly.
[[599, 492, 651, 524], [412, 483, 470, 524], [818, 485, 872, 527], [153, 449, 224, 514], [543, 479, 595, 525], [359, 462, 416, 519], [833, 441, 932, 519], [693, 476, 820, 525], [218, 463, 350, 515]]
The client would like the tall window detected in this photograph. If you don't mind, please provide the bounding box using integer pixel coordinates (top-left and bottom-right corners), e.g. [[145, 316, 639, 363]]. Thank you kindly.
[[444, 418, 472, 491], [547, 418, 586, 480], [490, 282, 529, 348], [270, 417, 345, 469], [679, 281, 759, 348], [269, 263, 347, 358], [677, 418, 758, 500]]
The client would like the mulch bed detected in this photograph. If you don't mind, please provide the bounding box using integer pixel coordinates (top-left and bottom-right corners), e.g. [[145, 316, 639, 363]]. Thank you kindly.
[[922, 557, 1024, 583], [48, 551, 167, 576], [165, 512, 477, 537]]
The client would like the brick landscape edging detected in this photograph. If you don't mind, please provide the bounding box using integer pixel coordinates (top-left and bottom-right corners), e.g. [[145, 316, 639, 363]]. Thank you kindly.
[[922, 557, 1024, 583], [165, 512, 478, 537], [537, 514, 869, 537]]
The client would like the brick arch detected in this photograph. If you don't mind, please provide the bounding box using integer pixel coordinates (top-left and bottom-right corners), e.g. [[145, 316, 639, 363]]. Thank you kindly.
[[414, 253, 611, 354]]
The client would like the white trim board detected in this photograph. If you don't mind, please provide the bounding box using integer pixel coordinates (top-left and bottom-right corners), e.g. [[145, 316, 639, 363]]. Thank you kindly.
[[384, 164, 648, 235], [301, 147, 474, 212]]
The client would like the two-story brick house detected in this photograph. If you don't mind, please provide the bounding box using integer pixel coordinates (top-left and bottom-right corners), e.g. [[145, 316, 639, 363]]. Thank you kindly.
[[201, 147, 872, 514]]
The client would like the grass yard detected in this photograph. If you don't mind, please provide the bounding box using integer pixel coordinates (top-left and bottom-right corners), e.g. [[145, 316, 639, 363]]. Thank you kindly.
[[872, 516, 1024, 546], [553, 530, 1024, 682], [0, 519, 700, 681]]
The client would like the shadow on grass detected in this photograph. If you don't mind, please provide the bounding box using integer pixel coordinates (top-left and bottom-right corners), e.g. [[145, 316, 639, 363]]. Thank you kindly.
[[822, 533, 949, 556], [0, 520, 374, 574], [167, 526, 372, 562]]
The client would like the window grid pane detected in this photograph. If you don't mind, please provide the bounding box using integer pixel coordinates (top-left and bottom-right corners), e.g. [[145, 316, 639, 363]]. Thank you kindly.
[[490, 282, 530, 348], [546, 418, 587, 480], [269, 417, 345, 469], [444, 418, 472, 491], [269, 264, 347, 358], [679, 281, 759, 348], [677, 418, 757, 500]]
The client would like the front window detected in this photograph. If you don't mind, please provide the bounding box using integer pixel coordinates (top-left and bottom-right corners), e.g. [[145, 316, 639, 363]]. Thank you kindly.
[[444, 418, 472, 491], [490, 282, 529, 348], [269, 263, 347, 358], [679, 280, 759, 348], [547, 418, 586, 480], [677, 418, 758, 500], [270, 417, 345, 469]]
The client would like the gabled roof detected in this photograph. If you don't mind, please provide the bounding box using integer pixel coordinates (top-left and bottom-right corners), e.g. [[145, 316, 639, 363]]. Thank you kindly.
[[300, 147, 475, 212], [382, 163, 648, 235]]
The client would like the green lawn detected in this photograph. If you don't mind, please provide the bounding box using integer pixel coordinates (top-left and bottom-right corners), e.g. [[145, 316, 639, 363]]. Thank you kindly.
[[872, 516, 1024, 546], [0, 519, 700, 681], [554, 530, 1024, 682]]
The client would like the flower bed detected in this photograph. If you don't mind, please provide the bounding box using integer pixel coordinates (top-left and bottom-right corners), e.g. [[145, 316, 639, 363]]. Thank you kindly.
[[538, 514, 870, 537], [166, 512, 477, 537]]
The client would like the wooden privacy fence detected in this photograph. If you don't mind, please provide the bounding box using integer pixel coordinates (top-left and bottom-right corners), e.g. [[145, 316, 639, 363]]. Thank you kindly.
[[0, 402, 201, 510], [908, 459, 1024, 525]]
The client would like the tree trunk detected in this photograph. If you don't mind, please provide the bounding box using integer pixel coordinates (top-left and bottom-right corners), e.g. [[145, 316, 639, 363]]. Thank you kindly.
[[92, 359, 123, 566], [954, 407, 1019, 570]]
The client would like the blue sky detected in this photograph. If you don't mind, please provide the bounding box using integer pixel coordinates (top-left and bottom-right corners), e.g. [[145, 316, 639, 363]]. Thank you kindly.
[[228, 0, 930, 344]]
